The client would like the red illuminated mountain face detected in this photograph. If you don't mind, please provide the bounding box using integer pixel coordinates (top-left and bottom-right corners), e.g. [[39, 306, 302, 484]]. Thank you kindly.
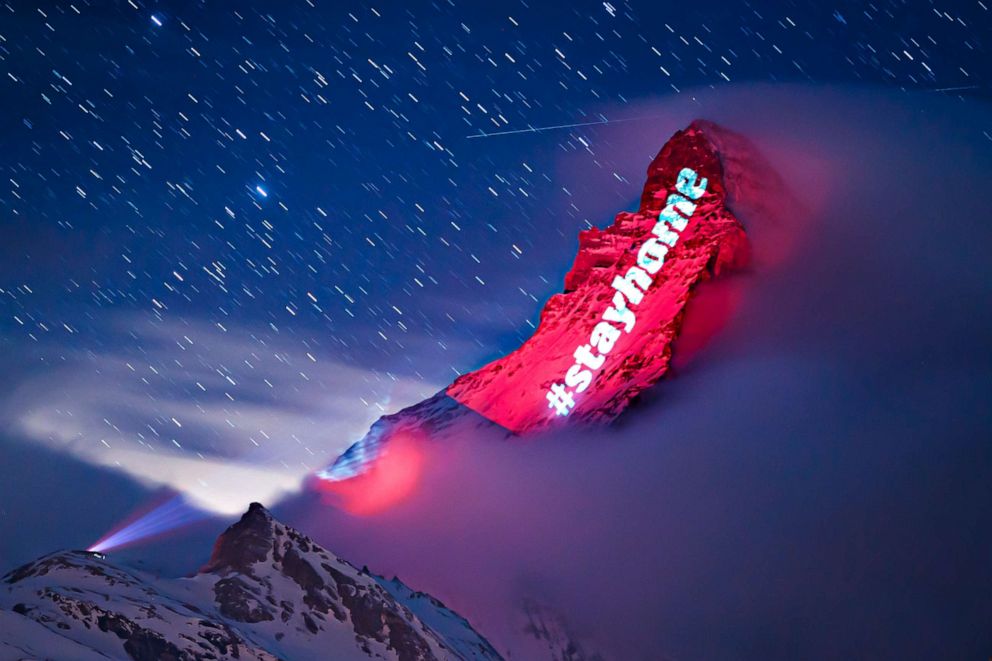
[[447, 120, 751, 433], [319, 120, 786, 484]]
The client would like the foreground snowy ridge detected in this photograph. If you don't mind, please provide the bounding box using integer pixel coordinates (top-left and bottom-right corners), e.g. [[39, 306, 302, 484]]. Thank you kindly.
[[0, 503, 502, 661]]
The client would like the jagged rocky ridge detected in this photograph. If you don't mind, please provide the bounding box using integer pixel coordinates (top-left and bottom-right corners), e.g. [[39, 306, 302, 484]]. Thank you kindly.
[[0, 503, 502, 660], [321, 119, 790, 481], [447, 119, 750, 431]]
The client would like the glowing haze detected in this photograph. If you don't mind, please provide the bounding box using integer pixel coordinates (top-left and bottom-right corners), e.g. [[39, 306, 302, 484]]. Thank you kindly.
[[282, 86, 992, 659]]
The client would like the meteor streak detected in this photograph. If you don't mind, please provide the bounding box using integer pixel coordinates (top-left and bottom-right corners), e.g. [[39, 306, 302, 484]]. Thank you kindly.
[[465, 114, 666, 139]]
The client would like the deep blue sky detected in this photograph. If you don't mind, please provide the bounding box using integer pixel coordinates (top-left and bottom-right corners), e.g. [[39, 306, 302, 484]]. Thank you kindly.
[[3, 0, 989, 385]]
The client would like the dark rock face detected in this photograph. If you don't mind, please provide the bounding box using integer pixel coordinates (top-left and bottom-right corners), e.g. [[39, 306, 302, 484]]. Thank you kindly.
[[200, 504, 500, 660], [117, 626, 184, 661], [0, 506, 503, 660], [202, 502, 274, 575], [214, 576, 274, 623], [519, 600, 605, 661]]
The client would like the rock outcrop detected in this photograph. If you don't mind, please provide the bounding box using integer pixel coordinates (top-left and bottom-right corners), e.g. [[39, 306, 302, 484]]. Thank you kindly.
[[0, 504, 502, 660]]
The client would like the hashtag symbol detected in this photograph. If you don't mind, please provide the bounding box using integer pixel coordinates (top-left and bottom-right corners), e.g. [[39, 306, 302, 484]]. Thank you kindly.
[[546, 382, 575, 416]]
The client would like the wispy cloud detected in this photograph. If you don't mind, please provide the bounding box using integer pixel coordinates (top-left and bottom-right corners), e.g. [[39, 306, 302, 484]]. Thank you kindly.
[[2, 313, 440, 514]]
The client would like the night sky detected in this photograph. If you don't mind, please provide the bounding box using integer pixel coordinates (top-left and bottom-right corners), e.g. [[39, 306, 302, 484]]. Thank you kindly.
[[2, 1, 992, 657]]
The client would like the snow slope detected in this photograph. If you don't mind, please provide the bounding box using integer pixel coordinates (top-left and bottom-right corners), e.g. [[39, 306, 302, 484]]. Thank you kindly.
[[0, 503, 501, 661]]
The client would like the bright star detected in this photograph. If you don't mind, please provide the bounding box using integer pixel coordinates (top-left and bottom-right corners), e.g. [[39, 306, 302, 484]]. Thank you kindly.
[[150, 14, 164, 27]]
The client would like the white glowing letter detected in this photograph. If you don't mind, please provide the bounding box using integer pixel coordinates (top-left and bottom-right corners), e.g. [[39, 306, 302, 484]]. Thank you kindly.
[[675, 167, 708, 200]]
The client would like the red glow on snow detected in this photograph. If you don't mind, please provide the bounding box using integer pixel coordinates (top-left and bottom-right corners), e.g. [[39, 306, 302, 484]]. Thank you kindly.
[[316, 432, 424, 515]]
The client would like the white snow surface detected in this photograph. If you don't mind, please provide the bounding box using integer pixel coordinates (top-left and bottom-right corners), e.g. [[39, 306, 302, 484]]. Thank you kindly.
[[0, 506, 502, 661]]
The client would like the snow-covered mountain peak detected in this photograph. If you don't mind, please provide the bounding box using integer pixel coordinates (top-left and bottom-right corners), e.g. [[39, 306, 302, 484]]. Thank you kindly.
[[0, 505, 503, 660]]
